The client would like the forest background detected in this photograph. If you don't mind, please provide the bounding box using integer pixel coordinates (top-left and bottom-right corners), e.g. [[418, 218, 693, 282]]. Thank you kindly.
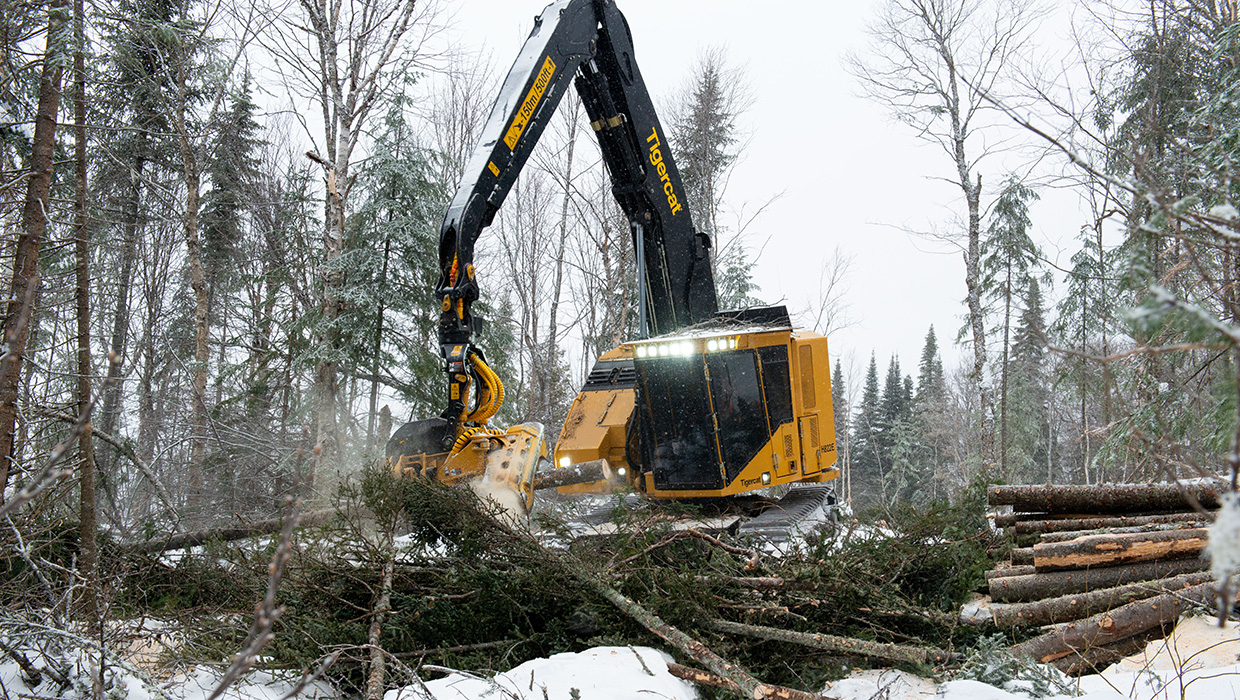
[[1, 0, 1239, 550]]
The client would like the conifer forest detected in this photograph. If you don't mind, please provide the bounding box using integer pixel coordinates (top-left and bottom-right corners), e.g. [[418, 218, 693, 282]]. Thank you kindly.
[[2, 0, 1240, 698]]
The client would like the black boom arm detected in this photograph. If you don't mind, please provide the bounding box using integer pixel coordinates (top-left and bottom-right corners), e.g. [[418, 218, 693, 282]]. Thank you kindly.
[[435, 0, 717, 422]]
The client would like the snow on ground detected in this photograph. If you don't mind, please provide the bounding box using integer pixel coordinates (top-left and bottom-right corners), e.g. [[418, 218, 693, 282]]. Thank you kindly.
[[166, 668, 334, 700], [831, 668, 936, 699], [385, 646, 697, 700], [6, 615, 1240, 699], [0, 636, 332, 700]]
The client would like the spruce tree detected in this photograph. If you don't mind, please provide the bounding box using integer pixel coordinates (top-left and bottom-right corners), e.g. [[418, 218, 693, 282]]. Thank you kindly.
[[345, 102, 444, 435], [1010, 278, 1053, 482], [850, 353, 882, 509], [915, 325, 945, 407], [202, 73, 262, 282], [876, 356, 910, 505], [669, 48, 759, 309], [1052, 227, 1114, 482], [831, 360, 848, 493], [980, 174, 1041, 480]]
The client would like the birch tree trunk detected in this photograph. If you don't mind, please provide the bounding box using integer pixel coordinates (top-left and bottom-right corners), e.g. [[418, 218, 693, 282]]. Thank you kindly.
[[173, 41, 211, 515], [847, 0, 1040, 470]]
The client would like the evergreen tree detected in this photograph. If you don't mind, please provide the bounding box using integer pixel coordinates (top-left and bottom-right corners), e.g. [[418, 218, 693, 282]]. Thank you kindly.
[[831, 360, 848, 492], [669, 47, 760, 309], [1009, 278, 1053, 482], [850, 353, 882, 509], [913, 325, 948, 501], [915, 325, 945, 407], [202, 73, 262, 282], [980, 174, 1041, 480], [342, 102, 443, 434], [878, 356, 909, 444], [1052, 227, 1115, 479], [876, 356, 912, 505]]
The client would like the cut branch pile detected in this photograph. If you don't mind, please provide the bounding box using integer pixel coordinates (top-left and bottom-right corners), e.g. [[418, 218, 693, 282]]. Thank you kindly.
[[984, 481, 1222, 676]]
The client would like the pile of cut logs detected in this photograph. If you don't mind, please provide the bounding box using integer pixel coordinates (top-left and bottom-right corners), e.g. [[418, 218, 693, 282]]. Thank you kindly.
[[984, 481, 1224, 676]]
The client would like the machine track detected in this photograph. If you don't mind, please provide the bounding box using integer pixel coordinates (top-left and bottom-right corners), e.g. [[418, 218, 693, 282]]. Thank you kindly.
[[558, 484, 838, 547], [735, 484, 838, 550]]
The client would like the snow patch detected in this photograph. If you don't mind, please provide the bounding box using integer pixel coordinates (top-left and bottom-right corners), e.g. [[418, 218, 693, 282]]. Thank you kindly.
[[830, 668, 935, 700], [1210, 203, 1238, 220], [387, 646, 696, 700], [1109, 616, 1240, 673], [166, 668, 334, 700]]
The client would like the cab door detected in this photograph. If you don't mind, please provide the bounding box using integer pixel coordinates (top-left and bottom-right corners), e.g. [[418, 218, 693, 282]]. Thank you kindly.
[[795, 343, 823, 476]]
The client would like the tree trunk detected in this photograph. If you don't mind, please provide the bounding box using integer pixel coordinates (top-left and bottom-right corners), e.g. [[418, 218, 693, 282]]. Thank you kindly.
[[585, 577, 801, 700], [314, 159, 345, 489], [1011, 548, 1034, 566], [179, 110, 211, 514], [990, 572, 1213, 628], [1000, 262, 1011, 478], [1038, 521, 1209, 544], [988, 482, 1222, 514], [963, 173, 990, 464], [706, 618, 952, 665], [73, 0, 98, 631], [1050, 628, 1165, 677], [988, 558, 1208, 603], [532, 459, 611, 490], [98, 150, 144, 475], [0, 0, 69, 499], [664, 664, 820, 700], [1032, 529, 1208, 572], [366, 539, 395, 700], [1009, 583, 1214, 664], [1011, 512, 1210, 536], [984, 565, 1037, 580], [366, 237, 390, 454], [125, 509, 335, 554], [993, 511, 1096, 527]]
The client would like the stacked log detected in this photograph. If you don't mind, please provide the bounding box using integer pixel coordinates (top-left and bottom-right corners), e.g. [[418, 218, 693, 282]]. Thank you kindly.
[[983, 481, 1223, 676]]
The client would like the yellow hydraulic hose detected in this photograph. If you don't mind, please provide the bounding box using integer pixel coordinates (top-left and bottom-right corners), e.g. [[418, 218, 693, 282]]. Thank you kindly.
[[465, 352, 504, 423], [450, 425, 504, 454]]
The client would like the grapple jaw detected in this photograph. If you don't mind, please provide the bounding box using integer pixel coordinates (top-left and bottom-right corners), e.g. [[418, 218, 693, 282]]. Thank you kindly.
[[386, 417, 455, 478], [386, 418, 547, 524]]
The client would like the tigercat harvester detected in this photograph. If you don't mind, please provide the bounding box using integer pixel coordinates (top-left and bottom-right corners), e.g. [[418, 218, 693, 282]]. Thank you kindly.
[[385, 0, 838, 521]]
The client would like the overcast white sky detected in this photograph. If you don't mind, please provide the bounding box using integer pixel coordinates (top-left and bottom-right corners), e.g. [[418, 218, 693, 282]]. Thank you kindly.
[[434, 0, 1093, 386]]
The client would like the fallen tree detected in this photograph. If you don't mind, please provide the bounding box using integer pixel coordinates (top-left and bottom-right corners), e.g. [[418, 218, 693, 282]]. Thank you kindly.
[[989, 572, 1213, 627], [706, 618, 952, 665], [1009, 582, 1214, 663], [988, 558, 1208, 603], [1012, 512, 1212, 536], [1038, 522, 1209, 543], [988, 482, 1221, 515], [1049, 629, 1165, 676], [125, 509, 338, 554], [664, 663, 822, 700], [1031, 529, 1207, 572], [984, 565, 1037, 580], [531, 460, 611, 490]]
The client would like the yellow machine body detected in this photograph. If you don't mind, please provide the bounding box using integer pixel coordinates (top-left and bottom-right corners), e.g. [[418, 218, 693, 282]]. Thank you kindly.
[[553, 326, 838, 500]]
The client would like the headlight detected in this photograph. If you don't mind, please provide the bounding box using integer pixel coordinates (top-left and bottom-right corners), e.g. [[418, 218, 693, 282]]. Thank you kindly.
[[558, 456, 572, 468]]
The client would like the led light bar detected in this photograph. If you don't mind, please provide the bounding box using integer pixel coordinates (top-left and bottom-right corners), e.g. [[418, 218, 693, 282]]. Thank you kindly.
[[632, 335, 740, 359]]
